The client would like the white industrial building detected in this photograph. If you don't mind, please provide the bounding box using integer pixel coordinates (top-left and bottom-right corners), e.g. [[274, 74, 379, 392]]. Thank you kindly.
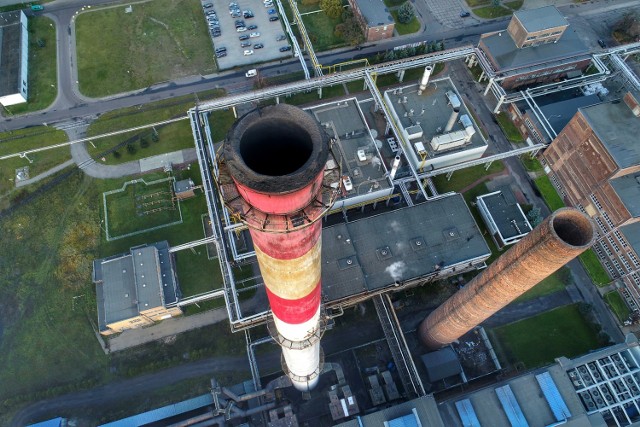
[[0, 11, 28, 107]]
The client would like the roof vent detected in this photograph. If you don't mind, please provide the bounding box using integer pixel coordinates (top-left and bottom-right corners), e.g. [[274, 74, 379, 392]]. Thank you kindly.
[[124, 293, 129, 298]]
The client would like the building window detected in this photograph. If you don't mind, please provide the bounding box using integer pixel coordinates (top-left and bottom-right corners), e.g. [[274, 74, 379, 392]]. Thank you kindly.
[[590, 194, 603, 212], [602, 211, 615, 229], [608, 235, 620, 253], [614, 230, 628, 248], [629, 251, 640, 268], [621, 256, 632, 272], [605, 261, 617, 277], [594, 217, 608, 233], [594, 243, 606, 260], [612, 259, 625, 275], [632, 273, 640, 286]]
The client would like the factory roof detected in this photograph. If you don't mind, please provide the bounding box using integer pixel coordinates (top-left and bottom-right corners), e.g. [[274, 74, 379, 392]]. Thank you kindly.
[[513, 6, 567, 33], [620, 221, 640, 259], [477, 188, 532, 240], [321, 193, 491, 302], [535, 95, 601, 136], [580, 100, 640, 169], [94, 241, 178, 330], [352, 0, 394, 26], [421, 347, 462, 383], [173, 178, 194, 194], [610, 173, 640, 218], [99, 394, 213, 427], [0, 11, 24, 97], [479, 27, 589, 74], [335, 395, 445, 427]]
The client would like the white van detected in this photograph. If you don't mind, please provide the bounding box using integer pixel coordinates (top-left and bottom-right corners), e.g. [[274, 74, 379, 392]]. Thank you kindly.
[[245, 69, 257, 77]]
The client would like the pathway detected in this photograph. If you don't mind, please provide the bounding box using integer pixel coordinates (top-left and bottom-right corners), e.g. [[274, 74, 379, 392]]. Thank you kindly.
[[15, 159, 75, 188]]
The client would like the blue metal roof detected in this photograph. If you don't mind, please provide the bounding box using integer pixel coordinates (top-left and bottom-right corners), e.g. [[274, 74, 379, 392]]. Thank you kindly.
[[27, 418, 64, 427], [455, 399, 481, 427], [536, 371, 571, 421], [496, 385, 529, 427], [99, 394, 213, 426], [388, 413, 419, 427]]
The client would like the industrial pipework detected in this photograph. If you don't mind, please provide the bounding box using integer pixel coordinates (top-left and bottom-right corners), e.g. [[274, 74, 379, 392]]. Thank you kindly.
[[418, 65, 433, 95], [419, 208, 594, 349], [217, 104, 340, 391]]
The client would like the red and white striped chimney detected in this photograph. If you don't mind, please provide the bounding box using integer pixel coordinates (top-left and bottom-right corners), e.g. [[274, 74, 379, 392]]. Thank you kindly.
[[221, 104, 336, 391]]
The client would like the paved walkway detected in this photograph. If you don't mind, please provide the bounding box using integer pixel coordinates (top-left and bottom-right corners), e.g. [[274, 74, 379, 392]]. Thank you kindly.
[[107, 308, 229, 352], [15, 159, 75, 188]]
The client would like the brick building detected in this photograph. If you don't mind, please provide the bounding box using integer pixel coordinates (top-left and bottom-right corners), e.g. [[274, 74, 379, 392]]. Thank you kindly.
[[477, 6, 591, 90], [541, 92, 640, 309], [347, 0, 394, 42]]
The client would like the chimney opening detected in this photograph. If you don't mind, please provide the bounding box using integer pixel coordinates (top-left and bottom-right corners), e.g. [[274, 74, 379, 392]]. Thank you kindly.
[[552, 210, 594, 247], [239, 120, 313, 176]]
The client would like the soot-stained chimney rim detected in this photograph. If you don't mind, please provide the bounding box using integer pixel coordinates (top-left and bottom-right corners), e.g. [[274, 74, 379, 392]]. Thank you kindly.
[[224, 104, 329, 194]]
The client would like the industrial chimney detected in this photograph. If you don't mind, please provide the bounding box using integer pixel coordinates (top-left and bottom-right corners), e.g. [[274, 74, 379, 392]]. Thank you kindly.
[[418, 65, 433, 95], [419, 208, 594, 349], [444, 108, 460, 132], [220, 104, 338, 391]]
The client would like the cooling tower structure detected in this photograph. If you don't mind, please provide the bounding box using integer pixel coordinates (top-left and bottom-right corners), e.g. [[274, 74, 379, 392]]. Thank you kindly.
[[419, 208, 595, 349], [218, 104, 339, 391]]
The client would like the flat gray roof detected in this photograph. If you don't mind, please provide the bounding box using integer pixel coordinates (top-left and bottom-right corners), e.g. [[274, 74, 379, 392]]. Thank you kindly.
[[0, 11, 23, 97], [538, 95, 601, 135], [321, 193, 491, 302], [478, 188, 532, 240], [174, 178, 194, 194], [610, 174, 640, 218], [335, 395, 445, 427], [513, 6, 567, 33], [480, 27, 589, 74], [94, 241, 177, 330], [620, 221, 640, 259], [580, 101, 640, 169], [421, 347, 462, 383], [353, 0, 393, 26]]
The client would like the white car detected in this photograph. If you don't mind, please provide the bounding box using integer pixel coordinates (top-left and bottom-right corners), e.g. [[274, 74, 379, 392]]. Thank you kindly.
[[236, 26, 247, 32], [245, 69, 257, 77], [243, 49, 254, 56], [249, 32, 260, 38]]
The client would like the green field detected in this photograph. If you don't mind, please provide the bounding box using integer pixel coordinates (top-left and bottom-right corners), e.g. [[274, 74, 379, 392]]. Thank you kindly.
[[104, 178, 181, 239], [520, 154, 543, 172], [464, 0, 490, 6], [495, 113, 523, 143], [604, 291, 631, 323], [579, 249, 611, 286], [391, 11, 420, 35], [175, 248, 223, 297], [75, 0, 216, 97], [514, 267, 570, 303], [2, 16, 57, 116], [301, 11, 346, 51], [534, 175, 565, 211], [473, 5, 513, 18], [490, 304, 601, 369], [433, 161, 505, 194]]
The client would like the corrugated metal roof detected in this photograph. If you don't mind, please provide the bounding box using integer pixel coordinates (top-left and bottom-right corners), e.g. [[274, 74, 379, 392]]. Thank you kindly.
[[496, 385, 529, 427], [27, 418, 64, 427], [99, 393, 213, 426], [536, 371, 571, 421], [388, 413, 419, 427], [455, 399, 481, 427]]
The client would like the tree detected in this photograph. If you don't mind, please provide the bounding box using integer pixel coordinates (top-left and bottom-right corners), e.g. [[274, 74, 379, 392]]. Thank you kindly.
[[384, 50, 396, 61], [334, 11, 364, 46], [527, 207, 542, 227], [321, 0, 343, 19], [397, 1, 415, 24]]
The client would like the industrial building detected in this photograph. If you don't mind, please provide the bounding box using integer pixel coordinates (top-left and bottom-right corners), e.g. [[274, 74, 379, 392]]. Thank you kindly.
[[0, 11, 28, 106], [383, 77, 488, 172], [93, 241, 182, 335], [346, 0, 394, 42], [541, 91, 640, 310], [476, 188, 532, 249], [476, 6, 591, 90]]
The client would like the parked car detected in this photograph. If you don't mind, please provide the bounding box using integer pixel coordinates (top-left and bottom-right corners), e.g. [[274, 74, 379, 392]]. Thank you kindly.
[[239, 34, 250, 40], [269, 16, 279, 21], [598, 39, 607, 48], [279, 45, 292, 52], [264, 1, 273, 7], [212, 31, 221, 37], [30, 4, 44, 11], [459, 10, 470, 17], [216, 51, 227, 58], [243, 10, 254, 18], [241, 41, 251, 47], [243, 49, 254, 56], [268, 8, 277, 14], [203, 3, 213, 8], [276, 34, 286, 41], [237, 27, 247, 32], [215, 46, 227, 52], [246, 69, 257, 77], [235, 19, 245, 27], [254, 43, 264, 49], [247, 24, 258, 30], [249, 32, 260, 38]]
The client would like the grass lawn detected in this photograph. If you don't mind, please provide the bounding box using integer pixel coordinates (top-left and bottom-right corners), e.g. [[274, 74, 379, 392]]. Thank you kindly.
[[504, 0, 523, 10], [301, 11, 345, 51], [403, 63, 445, 82], [346, 79, 366, 94], [209, 109, 237, 143], [579, 249, 611, 286], [175, 248, 223, 297], [104, 178, 181, 238], [534, 175, 565, 211], [520, 154, 543, 172], [473, 5, 513, 18], [75, 0, 216, 97], [432, 161, 505, 193], [495, 113, 523, 143], [604, 291, 631, 323], [0, 127, 70, 200], [465, 0, 490, 6], [2, 17, 57, 116], [490, 304, 601, 369], [285, 85, 346, 107], [383, 0, 405, 6], [391, 11, 420, 35], [86, 89, 224, 164], [514, 267, 570, 303]]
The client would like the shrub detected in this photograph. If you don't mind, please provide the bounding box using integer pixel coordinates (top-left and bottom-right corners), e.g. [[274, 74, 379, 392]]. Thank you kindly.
[[397, 1, 415, 24], [126, 143, 136, 155]]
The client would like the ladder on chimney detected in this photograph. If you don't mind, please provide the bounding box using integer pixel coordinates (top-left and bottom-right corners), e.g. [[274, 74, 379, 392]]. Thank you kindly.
[[373, 294, 425, 398]]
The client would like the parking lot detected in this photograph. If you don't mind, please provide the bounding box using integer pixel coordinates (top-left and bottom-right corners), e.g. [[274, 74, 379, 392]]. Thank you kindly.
[[201, 0, 293, 70]]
